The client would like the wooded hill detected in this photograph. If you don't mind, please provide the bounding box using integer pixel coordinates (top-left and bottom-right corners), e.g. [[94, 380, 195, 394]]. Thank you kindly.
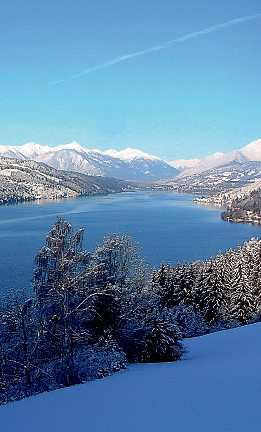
[[222, 188, 261, 224], [0, 157, 134, 205]]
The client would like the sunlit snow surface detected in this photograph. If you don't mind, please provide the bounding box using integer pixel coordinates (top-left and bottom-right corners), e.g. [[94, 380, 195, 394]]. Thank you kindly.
[[1, 323, 261, 431]]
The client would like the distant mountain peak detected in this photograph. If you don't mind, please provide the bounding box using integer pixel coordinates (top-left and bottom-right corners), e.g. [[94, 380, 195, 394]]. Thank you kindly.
[[103, 147, 160, 161], [20, 142, 50, 156], [53, 141, 87, 153], [176, 138, 261, 177], [240, 138, 261, 161]]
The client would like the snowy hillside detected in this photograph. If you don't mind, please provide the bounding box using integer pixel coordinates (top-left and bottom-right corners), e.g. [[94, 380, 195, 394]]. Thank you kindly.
[[1, 323, 260, 432], [0, 156, 133, 205], [195, 179, 261, 207], [166, 160, 261, 195], [0, 143, 178, 182]]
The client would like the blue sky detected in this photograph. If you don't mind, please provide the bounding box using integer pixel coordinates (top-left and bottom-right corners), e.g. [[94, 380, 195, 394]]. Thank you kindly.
[[0, 0, 260, 159]]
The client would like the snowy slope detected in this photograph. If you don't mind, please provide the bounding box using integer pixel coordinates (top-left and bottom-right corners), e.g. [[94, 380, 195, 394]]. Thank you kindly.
[[0, 143, 178, 182], [165, 160, 261, 195], [195, 179, 261, 207], [1, 323, 261, 432]]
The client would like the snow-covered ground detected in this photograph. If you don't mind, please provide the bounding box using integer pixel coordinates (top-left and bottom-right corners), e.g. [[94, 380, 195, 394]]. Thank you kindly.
[[1, 323, 261, 431]]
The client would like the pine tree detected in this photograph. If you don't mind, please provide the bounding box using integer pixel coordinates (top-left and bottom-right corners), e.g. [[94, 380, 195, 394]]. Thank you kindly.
[[230, 252, 257, 324], [199, 261, 228, 325], [172, 304, 208, 337], [155, 265, 184, 308], [139, 314, 184, 363], [153, 263, 169, 288], [90, 284, 121, 339], [152, 264, 170, 303], [244, 239, 261, 315], [181, 263, 200, 306]]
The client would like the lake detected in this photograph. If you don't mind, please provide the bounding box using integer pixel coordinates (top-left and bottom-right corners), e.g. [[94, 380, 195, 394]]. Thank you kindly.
[[0, 191, 260, 296]]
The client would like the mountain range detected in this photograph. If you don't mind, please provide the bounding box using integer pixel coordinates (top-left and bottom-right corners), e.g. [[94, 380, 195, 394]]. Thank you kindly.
[[0, 142, 178, 182], [170, 139, 261, 177], [0, 138, 260, 184]]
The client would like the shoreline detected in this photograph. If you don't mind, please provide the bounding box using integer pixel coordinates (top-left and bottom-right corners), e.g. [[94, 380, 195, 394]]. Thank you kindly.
[[0, 187, 196, 209], [0, 187, 140, 208], [194, 196, 261, 227]]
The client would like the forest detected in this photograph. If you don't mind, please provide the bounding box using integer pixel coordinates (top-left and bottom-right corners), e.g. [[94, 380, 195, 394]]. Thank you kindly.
[[232, 189, 261, 212], [0, 157, 132, 205], [1, 218, 261, 404]]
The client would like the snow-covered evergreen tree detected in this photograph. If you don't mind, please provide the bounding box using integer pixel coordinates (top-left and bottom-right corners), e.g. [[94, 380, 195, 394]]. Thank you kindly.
[[172, 304, 208, 337], [196, 261, 228, 325], [229, 254, 257, 324], [138, 311, 184, 363]]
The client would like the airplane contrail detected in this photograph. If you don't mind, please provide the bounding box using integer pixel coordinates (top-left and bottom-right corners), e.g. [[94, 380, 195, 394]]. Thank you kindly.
[[50, 12, 261, 85]]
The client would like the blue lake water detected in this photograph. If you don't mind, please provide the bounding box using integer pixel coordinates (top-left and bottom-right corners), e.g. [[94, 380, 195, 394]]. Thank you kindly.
[[0, 191, 260, 296]]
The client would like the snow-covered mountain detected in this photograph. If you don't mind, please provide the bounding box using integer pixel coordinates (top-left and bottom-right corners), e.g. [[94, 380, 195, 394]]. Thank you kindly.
[[175, 150, 248, 177], [172, 138, 261, 177], [2, 138, 260, 182], [0, 142, 178, 182], [240, 139, 261, 161]]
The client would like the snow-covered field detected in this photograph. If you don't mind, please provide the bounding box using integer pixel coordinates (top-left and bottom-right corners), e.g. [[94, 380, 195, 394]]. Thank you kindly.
[[1, 323, 261, 432]]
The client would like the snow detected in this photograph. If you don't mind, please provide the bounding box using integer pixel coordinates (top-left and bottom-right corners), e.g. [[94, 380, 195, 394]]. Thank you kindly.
[[169, 158, 200, 169], [0, 143, 160, 162], [0, 168, 20, 176], [241, 139, 261, 161], [0, 145, 11, 153], [103, 147, 160, 161], [53, 142, 87, 153], [1, 323, 261, 432], [179, 150, 248, 177], [19, 142, 51, 157]]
